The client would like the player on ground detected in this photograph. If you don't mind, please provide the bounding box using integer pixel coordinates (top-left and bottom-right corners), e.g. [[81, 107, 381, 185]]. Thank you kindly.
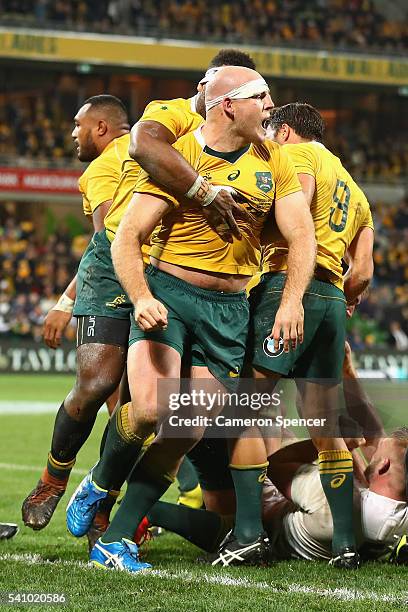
[[246, 102, 374, 569], [22, 95, 130, 530], [22, 51, 256, 533], [140, 432, 408, 564], [67, 66, 316, 572]]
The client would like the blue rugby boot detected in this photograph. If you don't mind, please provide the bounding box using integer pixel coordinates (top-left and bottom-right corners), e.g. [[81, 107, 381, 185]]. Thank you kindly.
[[66, 471, 107, 537], [90, 538, 151, 572]]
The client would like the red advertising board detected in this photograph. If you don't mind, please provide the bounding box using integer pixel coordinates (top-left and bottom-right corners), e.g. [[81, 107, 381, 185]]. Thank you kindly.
[[0, 167, 81, 194]]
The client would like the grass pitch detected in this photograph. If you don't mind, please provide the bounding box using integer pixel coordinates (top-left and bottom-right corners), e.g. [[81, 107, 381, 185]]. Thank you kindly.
[[0, 375, 407, 611]]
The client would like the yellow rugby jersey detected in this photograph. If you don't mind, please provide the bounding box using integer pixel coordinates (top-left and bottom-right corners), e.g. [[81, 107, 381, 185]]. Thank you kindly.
[[135, 127, 301, 276], [104, 96, 204, 241], [79, 133, 130, 217], [262, 142, 374, 289]]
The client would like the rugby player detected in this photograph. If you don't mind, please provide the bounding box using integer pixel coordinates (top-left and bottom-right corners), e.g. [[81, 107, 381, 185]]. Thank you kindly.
[[67, 66, 316, 572], [22, 50, 257, 533], [22, 95, 130, 530], [245, 102, 374, 568], [136, 433, 408, 565]]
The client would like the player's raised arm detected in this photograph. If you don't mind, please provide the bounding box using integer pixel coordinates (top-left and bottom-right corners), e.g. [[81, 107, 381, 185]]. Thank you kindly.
[[272, 190, 316, 352], [111, 193, 170, 332], [343, 225, 374, 306]]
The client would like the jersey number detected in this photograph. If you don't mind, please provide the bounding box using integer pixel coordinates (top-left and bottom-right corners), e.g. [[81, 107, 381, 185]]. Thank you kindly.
[[329, 179, 350, 233]]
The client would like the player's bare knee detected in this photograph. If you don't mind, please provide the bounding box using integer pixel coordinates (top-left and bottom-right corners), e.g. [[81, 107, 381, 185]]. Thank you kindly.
[[70, 374, 117, 410], [129, 403, 158, 437]]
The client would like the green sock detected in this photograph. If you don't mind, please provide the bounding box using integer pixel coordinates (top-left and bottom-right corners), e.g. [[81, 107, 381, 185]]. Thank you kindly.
[[92, 403, 144, 491], [230, 462, 268, 544], [318, 449, 355, 554], [101, 455, 173, 544], [177, 456, 199, 493], [147, 501, 225, 552]]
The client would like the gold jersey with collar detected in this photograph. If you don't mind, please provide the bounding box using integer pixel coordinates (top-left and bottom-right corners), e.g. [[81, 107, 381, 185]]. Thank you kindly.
[[262, 141, 374, 289], [79, 133, 130, 217], [104, 96, 204, 241], [135, 127, 302, 276]]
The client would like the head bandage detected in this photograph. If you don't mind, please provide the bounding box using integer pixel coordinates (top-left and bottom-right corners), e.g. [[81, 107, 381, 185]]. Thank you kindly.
[[206, 78, 269, 112], [199, 67, 221, 85]]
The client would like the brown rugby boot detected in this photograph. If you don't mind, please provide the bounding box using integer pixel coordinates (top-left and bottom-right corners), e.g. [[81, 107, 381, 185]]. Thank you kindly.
[[22, 470, 67, 530]]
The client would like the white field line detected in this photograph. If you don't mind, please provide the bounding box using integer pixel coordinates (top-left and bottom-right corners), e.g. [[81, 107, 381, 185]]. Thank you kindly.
[[0, 554, 406, 605], [0, 462, 88, 476], [0, 402, 57, 414]]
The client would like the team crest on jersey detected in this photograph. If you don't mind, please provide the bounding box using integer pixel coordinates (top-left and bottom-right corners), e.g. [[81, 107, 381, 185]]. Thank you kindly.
[[263, 336, 284, 358], [255, 172, 273, 193]]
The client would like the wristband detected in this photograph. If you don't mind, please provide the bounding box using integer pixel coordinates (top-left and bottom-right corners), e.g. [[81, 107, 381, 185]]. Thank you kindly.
[[53, 293, 74, 314], [185, 175, 205, 199], [185, 177, 235, 208], [185, 176, 214, 206]]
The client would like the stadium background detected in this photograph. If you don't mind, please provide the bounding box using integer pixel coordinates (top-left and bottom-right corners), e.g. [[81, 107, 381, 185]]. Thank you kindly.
[[0, 2, 407, 610]]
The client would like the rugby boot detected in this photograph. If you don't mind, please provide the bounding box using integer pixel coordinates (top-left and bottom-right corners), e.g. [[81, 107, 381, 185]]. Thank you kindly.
[[211, 530, 270, 567], [329, 546, 361, 569], [90, 538, 151, 572], [22, 470, 67, 530], [86, 492, 119, 553], [66, 471, 107, 537], [0, 523, 19, 540]]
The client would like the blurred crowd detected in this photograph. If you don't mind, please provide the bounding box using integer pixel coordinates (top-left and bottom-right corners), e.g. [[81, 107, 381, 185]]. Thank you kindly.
[[325, 120, 408, 184], [1, 91, 407, 182], [0, 94, 80, 168], [0, 202, 89, 343], [1, 198, 408, 350], [347, 198, 408, 351], [2, 0, 407, 53]]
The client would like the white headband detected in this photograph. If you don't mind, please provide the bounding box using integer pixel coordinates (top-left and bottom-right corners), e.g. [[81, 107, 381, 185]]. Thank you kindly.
[[199, 67, 221, 85], [205, 78, 269, 112]]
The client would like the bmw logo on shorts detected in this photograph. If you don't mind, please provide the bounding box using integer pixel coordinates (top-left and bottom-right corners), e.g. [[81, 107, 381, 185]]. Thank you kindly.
[[263, 336, 284, 358]]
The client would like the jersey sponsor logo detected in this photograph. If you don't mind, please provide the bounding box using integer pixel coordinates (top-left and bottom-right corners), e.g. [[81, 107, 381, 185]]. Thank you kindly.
[[106, 294, 127, 308], [255, 171, 273, 193], [227, 170, 240, 181], [263, 336, 284, 358], [160, 106, 168, 110], [87, 315, 96, 337], [330, 474, 346, 489]]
